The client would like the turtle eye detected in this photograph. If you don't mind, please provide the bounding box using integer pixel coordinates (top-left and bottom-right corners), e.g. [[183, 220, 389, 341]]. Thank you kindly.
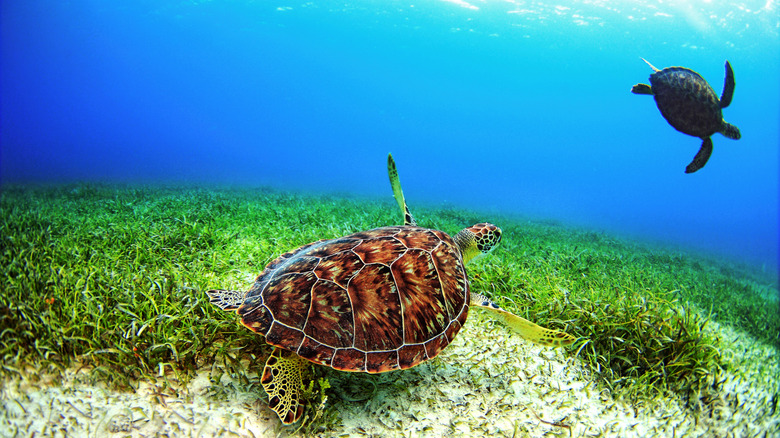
[[491, 228, 502, 245]]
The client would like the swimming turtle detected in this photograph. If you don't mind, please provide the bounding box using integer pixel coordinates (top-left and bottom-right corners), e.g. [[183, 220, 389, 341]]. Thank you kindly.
[[207, 154, 576, 424], [631, 59, 741, 173]]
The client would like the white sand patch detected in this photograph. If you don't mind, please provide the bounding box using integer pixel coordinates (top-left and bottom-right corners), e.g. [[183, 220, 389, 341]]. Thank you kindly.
[[1, 312, 777, 437], [0, 369, 279, 437]]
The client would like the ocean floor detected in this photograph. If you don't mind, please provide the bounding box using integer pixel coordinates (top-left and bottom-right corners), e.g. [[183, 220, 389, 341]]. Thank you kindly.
[[1, 185, 778, 437], [2, 311, 778, 438]]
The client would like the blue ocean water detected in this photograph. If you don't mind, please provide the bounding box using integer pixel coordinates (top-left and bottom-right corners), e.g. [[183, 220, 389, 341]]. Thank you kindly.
[[1, 1, 778, 273]]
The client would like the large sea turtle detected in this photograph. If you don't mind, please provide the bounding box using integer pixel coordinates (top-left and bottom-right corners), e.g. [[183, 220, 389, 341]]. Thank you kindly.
[[207, 154, 576, 424], [632, 59, 741, 173]]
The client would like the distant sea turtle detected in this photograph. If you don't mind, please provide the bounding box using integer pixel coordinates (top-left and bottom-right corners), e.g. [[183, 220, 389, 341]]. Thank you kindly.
[[632, 59, 741, 173], [207, 154, 576, 424]]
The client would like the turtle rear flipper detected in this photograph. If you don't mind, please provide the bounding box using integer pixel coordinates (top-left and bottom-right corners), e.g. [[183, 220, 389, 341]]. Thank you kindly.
[[721, 122, 741, 140], [685, 137, 714, 173], [720, 61, 735, 109], [471, 293, 576, 347], [206, 289, 244, 311], [261, 348, 307, 424], [631, 83, 653, 95]]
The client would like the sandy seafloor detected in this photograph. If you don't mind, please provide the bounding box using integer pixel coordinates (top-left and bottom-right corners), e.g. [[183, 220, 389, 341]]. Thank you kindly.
[[1, 310, 778, 438]]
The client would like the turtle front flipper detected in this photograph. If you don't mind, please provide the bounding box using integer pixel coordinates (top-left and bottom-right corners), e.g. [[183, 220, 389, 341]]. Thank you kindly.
[[261, 348, 307, 424], [720, 60, 735, 109], [685, 137, 714, 174], [470, 293, 576, 347], [387, 153, 417, 226], [631, 83, 653, 95]]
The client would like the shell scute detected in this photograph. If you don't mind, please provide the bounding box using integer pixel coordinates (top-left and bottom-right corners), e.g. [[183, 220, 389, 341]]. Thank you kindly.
[[266, 322, 305, 350], [306, 237, 361, 258], [397, 344, 427, 369], [366, 350, 399, 373], [238, 303, 274, 334], [263, 272, 315, 329], [423, 332, 450, 360], [393, 249, 448, 344], [275, 256, 320, 274], [297, 336, 335, 367], [348, 263, 404, 351], [352, 236, 406, 265], [449, 309, 467, 339], [431, 242, 467, 320], [264, 240, 324, 272], [304, 281, 353, 348], [314, 250, 363, 288], [332, 348, 366, 372], [348, 227, 403, 242], [394, 227, 442, 250]]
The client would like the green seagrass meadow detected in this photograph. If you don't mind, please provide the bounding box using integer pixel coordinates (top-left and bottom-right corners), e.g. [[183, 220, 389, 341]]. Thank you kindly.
[[1, 183, 777, 430]]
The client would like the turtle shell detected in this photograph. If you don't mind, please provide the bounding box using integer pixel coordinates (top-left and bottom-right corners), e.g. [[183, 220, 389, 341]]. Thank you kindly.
[[236, 226, 469, 373], [649, 67, 723, 138]]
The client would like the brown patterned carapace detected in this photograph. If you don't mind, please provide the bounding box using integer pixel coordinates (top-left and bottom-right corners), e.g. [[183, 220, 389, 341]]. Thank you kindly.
[[237, 226, 469, 373], [649, 67, 724, 139]]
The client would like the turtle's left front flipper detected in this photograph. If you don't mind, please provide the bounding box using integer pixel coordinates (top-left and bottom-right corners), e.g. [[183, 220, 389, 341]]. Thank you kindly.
[[471, 293, 576, 347], [387, 153, 417, 226]]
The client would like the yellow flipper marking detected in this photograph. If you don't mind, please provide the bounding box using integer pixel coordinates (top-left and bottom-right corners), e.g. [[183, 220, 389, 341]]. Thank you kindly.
[[261, 348, 307, 424]]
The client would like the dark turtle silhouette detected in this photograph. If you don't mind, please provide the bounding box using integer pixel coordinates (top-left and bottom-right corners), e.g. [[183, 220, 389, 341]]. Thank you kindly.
[[632, 59, 741, 173], [206, 154, 576, 424]]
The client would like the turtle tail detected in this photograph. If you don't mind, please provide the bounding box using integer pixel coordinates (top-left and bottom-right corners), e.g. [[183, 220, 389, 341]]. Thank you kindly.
[[721, 122, 741, 140]]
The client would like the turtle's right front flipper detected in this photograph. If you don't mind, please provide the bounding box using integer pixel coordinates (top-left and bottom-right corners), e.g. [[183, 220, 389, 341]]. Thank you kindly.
[[471, 293, 576, 347]]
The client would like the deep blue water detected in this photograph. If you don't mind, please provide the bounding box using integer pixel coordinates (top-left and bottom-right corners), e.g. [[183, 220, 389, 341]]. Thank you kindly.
[[2, 1, 778, 273]]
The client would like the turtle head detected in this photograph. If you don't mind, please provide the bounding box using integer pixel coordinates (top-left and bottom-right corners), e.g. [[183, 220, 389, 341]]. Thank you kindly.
[[454, 223, 502, 264]]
